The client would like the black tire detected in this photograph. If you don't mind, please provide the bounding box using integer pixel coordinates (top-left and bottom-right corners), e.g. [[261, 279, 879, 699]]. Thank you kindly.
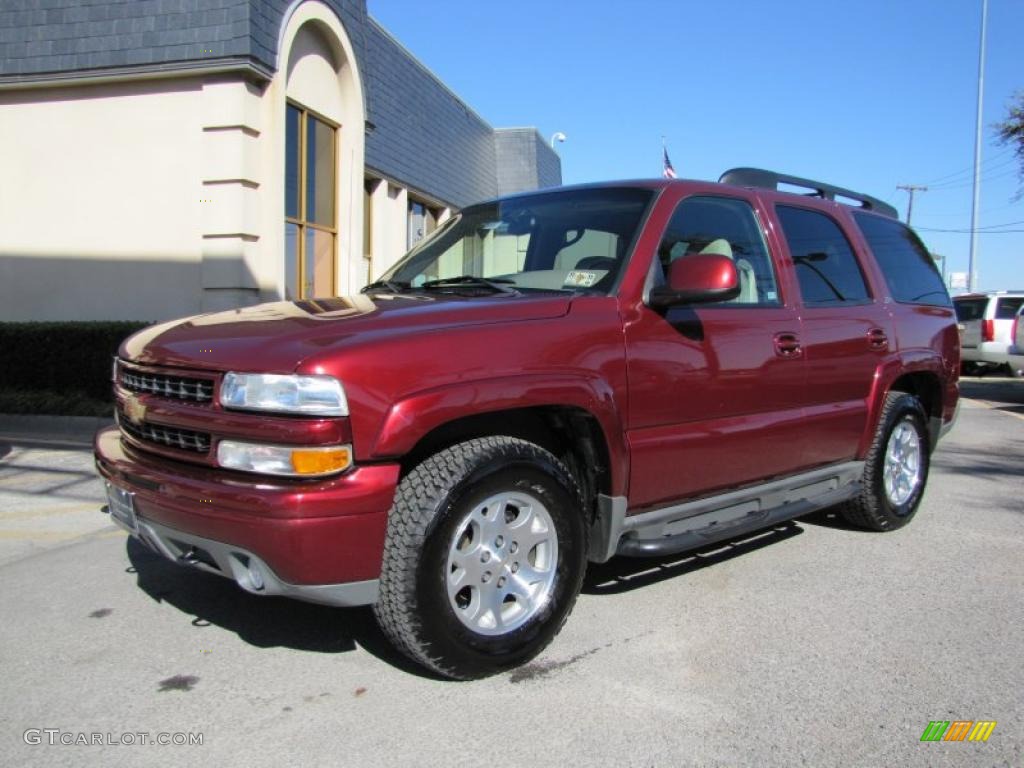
[[960, 362, 982, 377], [839, 392, 930, 531], [373, 437, 587, 680]]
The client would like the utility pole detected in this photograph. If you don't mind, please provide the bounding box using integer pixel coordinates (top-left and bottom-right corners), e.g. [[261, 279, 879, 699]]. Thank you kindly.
[[897, 184, 928, 225], [968, 0, 988, 291], [931, 252, 946, 285]]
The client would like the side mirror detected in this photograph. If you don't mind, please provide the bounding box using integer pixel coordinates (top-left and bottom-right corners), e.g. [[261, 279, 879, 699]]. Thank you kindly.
[[648, 253, 740, 309]]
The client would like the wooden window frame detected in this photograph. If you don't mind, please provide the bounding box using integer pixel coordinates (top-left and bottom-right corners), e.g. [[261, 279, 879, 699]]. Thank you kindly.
[[285, 101, 339, 299]]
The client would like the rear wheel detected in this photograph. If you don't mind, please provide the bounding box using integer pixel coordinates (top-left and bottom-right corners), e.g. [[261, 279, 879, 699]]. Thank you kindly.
[[373, 437, 587, 679], [839, 392, 930, 531]]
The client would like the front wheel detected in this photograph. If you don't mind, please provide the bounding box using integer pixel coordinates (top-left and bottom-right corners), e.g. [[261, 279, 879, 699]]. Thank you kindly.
[[373, 437, 587, 679], [839, 392, 930, 531]]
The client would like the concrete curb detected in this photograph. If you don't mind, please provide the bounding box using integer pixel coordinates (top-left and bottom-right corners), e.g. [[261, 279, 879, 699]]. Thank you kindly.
[[0, 413, 113, 445]]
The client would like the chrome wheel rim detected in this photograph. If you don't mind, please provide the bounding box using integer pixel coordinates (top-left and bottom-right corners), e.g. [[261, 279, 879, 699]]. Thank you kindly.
[[883, 419, 922, 507], [445, 491, 558, 636]]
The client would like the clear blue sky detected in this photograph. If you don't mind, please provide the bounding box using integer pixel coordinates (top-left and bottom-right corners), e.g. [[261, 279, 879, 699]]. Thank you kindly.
[[369, 0, 1022, 293]]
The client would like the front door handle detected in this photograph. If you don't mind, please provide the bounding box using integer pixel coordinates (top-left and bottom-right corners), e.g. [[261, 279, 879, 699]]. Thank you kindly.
[[774, 332, 802, 358], [868, 328, 888, 351]]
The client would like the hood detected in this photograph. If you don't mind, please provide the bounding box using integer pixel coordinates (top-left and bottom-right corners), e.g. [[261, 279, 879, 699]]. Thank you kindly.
[[121, 293, 574, 373]]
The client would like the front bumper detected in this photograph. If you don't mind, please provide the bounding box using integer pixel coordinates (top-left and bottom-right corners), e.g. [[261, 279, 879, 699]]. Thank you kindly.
[[962, 342, 1010, 366], [126, 515, 380, 606], [94, 427, 400, 606]]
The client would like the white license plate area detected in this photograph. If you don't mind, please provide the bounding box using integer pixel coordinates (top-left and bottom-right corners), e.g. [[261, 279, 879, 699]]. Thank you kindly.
[[105, 481, 137, 532]]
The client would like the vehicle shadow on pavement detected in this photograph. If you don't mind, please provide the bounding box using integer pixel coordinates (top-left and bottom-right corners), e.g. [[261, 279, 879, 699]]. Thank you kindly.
[[797, 506, 866, 531], [0, 454, 102, 501], [582, 523, 804, 595], [932, 445, 1024, 474], [125, 538, 449, 680], [960, 378, 1024, 412], [958, 376, 1024, 403]]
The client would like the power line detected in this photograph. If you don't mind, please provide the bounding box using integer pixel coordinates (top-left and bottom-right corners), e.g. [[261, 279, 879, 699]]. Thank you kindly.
[[918, 217, 1024, 231], [920, 145, 1012, 187], [927, 161, 1018, 192], [917, 223, 1024, 233], [916, 215, 1024, 233], [915, 199, 1022, 218], [975, 219, 1024, 229]]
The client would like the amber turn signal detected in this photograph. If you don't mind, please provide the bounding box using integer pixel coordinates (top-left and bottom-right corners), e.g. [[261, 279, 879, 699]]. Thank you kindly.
[[290, 446, 352, 475]]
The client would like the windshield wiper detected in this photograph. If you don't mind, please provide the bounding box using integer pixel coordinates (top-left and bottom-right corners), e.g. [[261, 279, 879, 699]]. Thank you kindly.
[[419, 275, 519, 295], [361, 278, 409, 294]]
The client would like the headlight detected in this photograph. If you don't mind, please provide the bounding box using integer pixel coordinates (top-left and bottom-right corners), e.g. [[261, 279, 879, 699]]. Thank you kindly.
[[220, 373, 348, 416], [217, 440, 353, 477]]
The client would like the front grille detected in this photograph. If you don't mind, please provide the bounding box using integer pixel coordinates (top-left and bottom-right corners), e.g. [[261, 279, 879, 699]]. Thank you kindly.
[[120, 368, 215, 403], [118, 411, 211, 454]]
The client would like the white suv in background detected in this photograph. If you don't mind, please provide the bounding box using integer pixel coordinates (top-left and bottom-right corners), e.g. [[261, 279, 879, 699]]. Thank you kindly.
[[1007, 305, 1024, 376], [954, 291, 1024, 375]]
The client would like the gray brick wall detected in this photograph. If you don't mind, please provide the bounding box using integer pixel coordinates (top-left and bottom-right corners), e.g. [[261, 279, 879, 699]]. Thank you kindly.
[[0, 0, 369, 76], [495, 128, 562, 196], [362, 19, 496, 208], [532, 131, 562, 190], [0, 0, 254, 76], [0, 1, 558, 208]]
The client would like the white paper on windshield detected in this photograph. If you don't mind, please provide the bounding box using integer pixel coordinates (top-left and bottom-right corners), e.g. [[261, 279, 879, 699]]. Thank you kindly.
[[563, 270, 600, 288]]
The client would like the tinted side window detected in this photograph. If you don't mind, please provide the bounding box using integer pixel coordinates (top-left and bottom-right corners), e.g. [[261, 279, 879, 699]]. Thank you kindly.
[[776, 206, 870, 305], [657, 196, 780, 305], [854, 213, 951, 307], [996, 297, 1024, 319]]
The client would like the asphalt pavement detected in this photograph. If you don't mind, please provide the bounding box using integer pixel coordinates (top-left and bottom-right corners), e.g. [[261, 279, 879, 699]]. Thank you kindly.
[[0, 379, 1021, 767]]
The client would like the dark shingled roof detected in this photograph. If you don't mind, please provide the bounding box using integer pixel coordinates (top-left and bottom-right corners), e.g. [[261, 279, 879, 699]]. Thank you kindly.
[[0, 0, 367, 80]]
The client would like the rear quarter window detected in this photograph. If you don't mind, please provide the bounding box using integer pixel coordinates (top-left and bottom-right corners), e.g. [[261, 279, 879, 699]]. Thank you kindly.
[[853, 213, 951, 307], [953, 298, 987, 322], [996, 297, 1024, 319]]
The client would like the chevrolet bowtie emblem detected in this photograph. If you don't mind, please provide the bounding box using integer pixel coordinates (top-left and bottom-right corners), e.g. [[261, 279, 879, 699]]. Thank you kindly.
[[123, 394, 147, 425]]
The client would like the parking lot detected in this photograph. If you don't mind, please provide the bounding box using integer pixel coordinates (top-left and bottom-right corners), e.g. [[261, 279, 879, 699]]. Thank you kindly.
[[1, 378, 1021, 767]]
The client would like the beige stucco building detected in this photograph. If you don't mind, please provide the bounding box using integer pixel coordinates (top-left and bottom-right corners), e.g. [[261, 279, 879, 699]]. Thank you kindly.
[[0, 0, 560, 321]]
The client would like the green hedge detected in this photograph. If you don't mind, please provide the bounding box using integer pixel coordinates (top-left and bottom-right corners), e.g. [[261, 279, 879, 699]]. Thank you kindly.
[[0, 321, 151, 415]]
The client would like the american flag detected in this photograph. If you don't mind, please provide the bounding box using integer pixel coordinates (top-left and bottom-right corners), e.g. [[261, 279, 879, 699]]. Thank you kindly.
[[662, 147, 677, 179]]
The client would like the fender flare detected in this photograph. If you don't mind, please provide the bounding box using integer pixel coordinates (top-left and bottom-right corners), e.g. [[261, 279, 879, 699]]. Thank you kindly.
[[369, 373, 630, 496], [860, 354, 946, 457]]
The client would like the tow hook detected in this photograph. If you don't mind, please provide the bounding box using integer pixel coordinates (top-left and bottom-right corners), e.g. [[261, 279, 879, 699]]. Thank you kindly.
[[178, 548, 201, 566]]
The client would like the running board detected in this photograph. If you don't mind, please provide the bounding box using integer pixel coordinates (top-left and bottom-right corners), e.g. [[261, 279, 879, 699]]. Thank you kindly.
[[588, 462, 863, 562]]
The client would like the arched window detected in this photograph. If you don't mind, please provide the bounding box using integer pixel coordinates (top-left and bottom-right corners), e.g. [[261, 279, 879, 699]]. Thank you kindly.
[[278, 4, 366, 300]]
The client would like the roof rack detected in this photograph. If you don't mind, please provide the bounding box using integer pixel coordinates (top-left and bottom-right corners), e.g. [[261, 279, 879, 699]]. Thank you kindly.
[[719, 167, 899, 220]]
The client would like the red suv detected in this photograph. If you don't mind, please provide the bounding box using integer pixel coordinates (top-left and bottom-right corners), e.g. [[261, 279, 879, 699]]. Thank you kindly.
[[95, 168, 959, 679]]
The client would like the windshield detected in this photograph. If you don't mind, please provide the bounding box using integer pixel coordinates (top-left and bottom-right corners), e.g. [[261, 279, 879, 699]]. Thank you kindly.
[[375, 187, 654, 296]]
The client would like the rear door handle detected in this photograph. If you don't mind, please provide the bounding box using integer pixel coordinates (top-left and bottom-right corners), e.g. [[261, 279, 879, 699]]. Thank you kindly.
[[773, 332, 802, 358], [868, 328, 888, 351]]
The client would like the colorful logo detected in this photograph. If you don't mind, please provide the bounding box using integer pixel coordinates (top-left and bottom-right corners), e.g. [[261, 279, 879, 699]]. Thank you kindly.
[[123, 393, 147, 425], [920, 720, 996, 742]]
